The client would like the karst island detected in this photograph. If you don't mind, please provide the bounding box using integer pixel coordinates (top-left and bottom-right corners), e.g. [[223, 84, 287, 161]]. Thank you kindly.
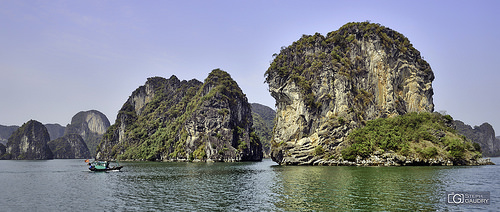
[[265, 22, 493, 166]]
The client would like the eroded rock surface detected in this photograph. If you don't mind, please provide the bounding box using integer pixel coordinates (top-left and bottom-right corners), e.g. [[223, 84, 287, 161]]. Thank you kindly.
[[266, 22, 434, 165]]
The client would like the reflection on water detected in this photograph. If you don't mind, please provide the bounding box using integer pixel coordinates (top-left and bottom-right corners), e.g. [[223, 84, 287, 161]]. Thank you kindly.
[[113, 161, 281, 211], [272, 165, 448, 211], [0, 158, 498, 211]]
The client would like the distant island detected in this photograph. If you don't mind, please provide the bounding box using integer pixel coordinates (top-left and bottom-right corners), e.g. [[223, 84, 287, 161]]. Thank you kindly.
[[0, 110, 110, 160]]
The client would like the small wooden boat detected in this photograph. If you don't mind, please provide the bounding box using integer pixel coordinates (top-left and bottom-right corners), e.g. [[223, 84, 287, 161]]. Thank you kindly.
[[87, 160, 123, 172]]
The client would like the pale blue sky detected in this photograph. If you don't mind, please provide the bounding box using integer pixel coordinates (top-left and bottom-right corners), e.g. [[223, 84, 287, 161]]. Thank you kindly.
[[1, 0, 500, 135]]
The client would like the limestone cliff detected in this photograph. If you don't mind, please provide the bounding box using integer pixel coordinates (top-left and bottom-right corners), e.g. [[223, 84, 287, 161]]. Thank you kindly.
[[453, 121, 500, 157], [48, 134, 91, 159], [265, 22, 435, 165], [97, 69, 262, 161], [1, 120, 53, 160], [65, 110, 110, 157]]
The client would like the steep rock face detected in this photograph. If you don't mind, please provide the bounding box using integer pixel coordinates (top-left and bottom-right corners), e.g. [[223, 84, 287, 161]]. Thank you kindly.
[[65, 110, 110, 157], [265, 22, 434, 165], [45, 123, 65, 140], [251, 103, 276, 157], [497, 136, 500, 155], [453, 120, 500, 157], [97, 75, 203, 160], [0, 125, 19, 145], [0, 143, 5, 156], [2, 120, 53, 160], [48, 134, 91, 159], [97, 69, 262, 161]]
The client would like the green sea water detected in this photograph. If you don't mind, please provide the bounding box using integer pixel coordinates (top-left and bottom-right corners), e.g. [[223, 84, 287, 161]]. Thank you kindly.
[[0, 158, 498, 211]]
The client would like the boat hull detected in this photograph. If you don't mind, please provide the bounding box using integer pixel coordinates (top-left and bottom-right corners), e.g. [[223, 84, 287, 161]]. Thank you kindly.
[[89, 166, 123, 172]]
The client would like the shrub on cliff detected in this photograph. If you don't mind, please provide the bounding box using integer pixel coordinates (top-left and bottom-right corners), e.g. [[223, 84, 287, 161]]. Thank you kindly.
[[341, 112, 481, 162], [250, 103, 275, 157]]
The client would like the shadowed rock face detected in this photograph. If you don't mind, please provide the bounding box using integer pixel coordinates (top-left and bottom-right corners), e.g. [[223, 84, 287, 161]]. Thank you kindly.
[[265, 22, 434, 165], [0, 143, 6, 156], [3, 120, 53, 160], [97, 69, 262, 162], [65, 110, 110, 157], [251, 103, 276, 157], [45, 123, 65, 140]]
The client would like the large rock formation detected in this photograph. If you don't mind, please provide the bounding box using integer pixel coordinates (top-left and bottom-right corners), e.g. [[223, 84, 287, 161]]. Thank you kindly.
[[48, 134, 91, 159], [97, 69, 262, 161], [265, 22, 435, 165], [453, 120, 500, 157], [251, 103, 275, 157], [1, 120, 53, 160], [65, 110, 110, 157]]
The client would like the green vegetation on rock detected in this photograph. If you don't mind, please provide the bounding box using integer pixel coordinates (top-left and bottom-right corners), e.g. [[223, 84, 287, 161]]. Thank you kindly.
[[1, 120, 53, 160], [341, 112, 482, 163], [265, 21, 438, 165], [250, 103, 275, 157], [97, 69, 263, 162], [48, 134, 91, 159], [265, 21, 432, 111]]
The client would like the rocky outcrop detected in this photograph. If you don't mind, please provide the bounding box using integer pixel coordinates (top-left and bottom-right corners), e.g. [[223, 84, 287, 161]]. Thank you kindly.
[[48, 134, 91, 159], [311, 154, 494, 166], [453, 120, 500, 157], [251, 103, 276, 157], [1, 120, 53, 160], [265, 22, 435, 165], [45, 123, 65, 140], [97, 69, 263, 162], [65, 110, 110, 157]]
